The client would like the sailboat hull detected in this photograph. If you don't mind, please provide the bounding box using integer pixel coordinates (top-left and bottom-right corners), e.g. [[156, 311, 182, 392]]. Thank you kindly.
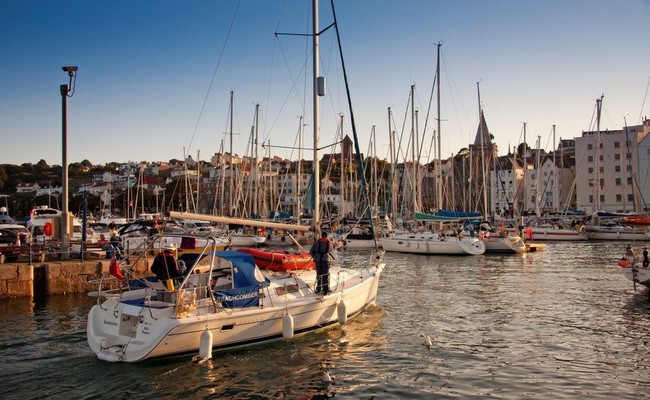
[[379, 233, 485, 255]]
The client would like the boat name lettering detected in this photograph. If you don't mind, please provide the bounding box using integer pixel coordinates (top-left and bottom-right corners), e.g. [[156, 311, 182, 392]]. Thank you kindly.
[[103, 319, 118, 327], [220, 292, 258, 302]]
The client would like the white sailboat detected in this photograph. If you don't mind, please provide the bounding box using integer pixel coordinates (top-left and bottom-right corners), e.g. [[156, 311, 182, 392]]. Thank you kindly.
[[86, 0, 384, 362]]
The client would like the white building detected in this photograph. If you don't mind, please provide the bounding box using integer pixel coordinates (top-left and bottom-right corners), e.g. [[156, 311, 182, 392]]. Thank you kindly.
[[575, 120, 650, 212]]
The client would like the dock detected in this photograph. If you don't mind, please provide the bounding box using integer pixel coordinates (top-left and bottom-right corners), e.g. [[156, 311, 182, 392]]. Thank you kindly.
[[525, 243, 546, 252]]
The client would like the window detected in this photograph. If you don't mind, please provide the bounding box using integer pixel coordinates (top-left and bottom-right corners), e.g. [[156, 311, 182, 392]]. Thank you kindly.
[[628, 194, 634, 201], [599, 143, 603, 149], [588, 155, 593, 162], [615, 154, 620, 160], [628, 177, 633, 185], [615, 141, 620, 148], [599, 167, 604, 173], [588, 167, 594, 173], [627, 153, 632, 159], [627, 140, 632, 146], [599, 155, 603, 161], [616, 194, 622, 202], [589, 195, 593, 203], [615, 165, 621, 172], [588, 144, 593, 150], [615, 178, 621, 185], [600, 194, 605, 202]]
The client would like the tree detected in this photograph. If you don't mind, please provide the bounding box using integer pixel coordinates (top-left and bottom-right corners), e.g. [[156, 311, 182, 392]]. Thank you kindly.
[[0, 165, 6, 189]]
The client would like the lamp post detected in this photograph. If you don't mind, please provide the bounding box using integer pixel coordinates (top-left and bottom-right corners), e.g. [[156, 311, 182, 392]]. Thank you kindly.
[[60, 66, 78, 260]]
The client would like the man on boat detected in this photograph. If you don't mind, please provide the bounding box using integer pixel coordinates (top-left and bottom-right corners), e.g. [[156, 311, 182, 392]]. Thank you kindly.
[[310, 231, 333, 294], [151, 243, 183, 290]]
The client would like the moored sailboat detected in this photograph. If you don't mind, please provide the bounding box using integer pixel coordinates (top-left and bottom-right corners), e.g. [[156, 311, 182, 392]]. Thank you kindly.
[[86, 0, 384, 362]]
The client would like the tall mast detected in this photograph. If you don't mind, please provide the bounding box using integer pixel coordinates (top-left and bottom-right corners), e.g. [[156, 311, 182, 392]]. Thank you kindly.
[[552, 125, 558, 212], [312, 0, 321, 232], [436, 42, 442, 211], [297, 116, 303, 224], [388, 107, 397, 226], [535, 135, 541, 216], [228, 90, 234, 216], [522, 122, 527, 217], [410, 84, 417, 220], [594, 95, 603, 212], [477, 81, 488, 218], [253, 103, 259, 217]]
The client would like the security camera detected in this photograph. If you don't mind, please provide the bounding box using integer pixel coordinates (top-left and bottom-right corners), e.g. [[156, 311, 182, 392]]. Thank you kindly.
[[62, 66, 78, 74]]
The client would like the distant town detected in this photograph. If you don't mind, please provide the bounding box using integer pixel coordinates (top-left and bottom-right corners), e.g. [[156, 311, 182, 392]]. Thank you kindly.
[[2, 116, 650, 222]]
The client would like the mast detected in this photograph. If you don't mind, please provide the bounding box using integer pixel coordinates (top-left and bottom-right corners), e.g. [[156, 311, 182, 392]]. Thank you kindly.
[[535, 135, 541, 216], [388, 107, 397, 226], [477, 81, 488, 218], [410, 84, 417, 220], [297, 116, 303, 224], [522, 123, 527, 217], [253, 103, 259, 217], [228, 90, 234, 216], [552, 125, 558, 212], [594, 95, 603, 212], [313, 0, 322, 232], [436, 42, 442, 211]]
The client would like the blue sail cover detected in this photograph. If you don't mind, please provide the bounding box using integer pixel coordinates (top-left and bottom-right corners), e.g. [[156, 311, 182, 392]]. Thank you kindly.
[[213, 251, 269, 308]]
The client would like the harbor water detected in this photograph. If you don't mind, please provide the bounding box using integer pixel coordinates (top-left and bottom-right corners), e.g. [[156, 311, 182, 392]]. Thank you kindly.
[[1, 241, 649, 399]]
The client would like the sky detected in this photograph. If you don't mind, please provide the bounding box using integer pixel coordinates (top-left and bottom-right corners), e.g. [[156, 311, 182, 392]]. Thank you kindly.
[[2, 0, 650, 167]]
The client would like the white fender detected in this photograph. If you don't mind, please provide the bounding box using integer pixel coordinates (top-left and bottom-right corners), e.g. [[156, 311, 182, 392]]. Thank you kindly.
[[199, 329, 213, 359], [282, 313, 294, 339], [337, 300, 347, 324]]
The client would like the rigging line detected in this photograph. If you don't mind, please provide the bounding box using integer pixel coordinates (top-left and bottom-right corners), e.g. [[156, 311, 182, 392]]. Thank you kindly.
[[639, 74, 650, 124], [186, 0, 242, 155], [330, 0, 377, 249]]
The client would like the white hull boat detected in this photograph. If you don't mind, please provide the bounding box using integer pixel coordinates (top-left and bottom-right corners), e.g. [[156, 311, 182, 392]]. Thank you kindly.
[[379, 232, 485, 255], [528, 225, 588, 241], [229, 234, 266, 247], [621, 266, 650, 287], [87, 230, 384, 362], [584, 225, 650, 241], [481, 235, 526, 253]]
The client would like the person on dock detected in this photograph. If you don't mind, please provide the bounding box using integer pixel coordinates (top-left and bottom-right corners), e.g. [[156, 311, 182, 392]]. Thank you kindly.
[[310, 231, 333, 294], [643, 247, 649, 268]]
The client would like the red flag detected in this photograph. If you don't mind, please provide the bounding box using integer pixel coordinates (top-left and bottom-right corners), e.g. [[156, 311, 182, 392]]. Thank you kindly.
[[109, 258, 123, 280]]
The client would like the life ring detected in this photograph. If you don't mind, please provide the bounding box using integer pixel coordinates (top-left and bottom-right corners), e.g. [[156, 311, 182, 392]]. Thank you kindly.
[[43, 221, 53, 236], [618, 258, 629, 268]]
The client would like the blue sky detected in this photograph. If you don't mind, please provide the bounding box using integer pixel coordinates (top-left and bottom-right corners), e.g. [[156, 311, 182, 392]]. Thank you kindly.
[[2, 0, 649, 166]]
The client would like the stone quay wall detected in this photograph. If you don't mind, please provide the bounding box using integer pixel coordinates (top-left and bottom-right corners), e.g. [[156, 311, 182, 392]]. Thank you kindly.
[[0, 258, 152, 298]]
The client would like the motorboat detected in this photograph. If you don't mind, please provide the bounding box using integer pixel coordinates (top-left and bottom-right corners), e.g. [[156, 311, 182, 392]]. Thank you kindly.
[[86, 227, 384, 362]]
